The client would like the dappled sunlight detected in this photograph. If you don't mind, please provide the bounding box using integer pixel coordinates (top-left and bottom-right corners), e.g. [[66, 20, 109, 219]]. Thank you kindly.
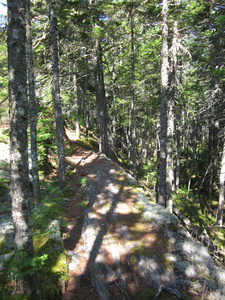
[[66, 153, 167, 297], [115, 201, 138, 215], [63, 150, 177, 299], [61, 147, 225, 300]]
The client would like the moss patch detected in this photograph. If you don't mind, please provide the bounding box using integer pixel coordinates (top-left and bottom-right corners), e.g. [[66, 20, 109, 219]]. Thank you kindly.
[[34, 234, 68, 299]]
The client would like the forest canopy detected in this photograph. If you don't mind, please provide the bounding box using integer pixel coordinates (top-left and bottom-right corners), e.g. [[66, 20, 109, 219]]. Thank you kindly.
[[0, 0, 224, 224]]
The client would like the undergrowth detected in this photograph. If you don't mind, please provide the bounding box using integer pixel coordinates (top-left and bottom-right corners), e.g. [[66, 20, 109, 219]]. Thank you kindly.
[[173, 189, 225, 255], [0, 177, 71, 300], [0, 128, 9, 143]]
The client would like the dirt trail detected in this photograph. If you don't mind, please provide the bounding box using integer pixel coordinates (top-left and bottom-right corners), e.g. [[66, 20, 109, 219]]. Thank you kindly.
[[61, 144, 225, 300], [62, 149, 155, 299], [62, 148, 101, 299]]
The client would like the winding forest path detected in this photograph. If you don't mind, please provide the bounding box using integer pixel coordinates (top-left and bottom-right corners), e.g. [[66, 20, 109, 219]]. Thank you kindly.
[[62, 147, 144, 299], [61, 135, 225, 300], [1, 128, 224, 299], [62, 148, 101, 299]]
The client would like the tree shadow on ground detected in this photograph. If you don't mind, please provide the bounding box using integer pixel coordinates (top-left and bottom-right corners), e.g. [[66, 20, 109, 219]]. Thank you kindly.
[[62, 150, 225, 300], [62, 154, 178, 299]]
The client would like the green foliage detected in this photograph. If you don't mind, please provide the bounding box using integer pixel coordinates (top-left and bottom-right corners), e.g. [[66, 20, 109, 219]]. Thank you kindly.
[[173, 189, 225, 252], [11, 247, 48, 280], [138, 160, 157, 190], [4, 176, 69, 299], [0, 177, 9, 197], [33, 234, 68, 299], [75, 199, 88, 209], [32, 180, 64, 232], [37, 106, 57, 174], [179, 144, 210, 192], [77, 176, 86, 185], [188, 0, 205, 15], [1, 0, 225, 296], [0, 39, 8, 123], [0, 128, 9, 143], [173, 188, 214, 228], [73, 137, 97, 151], [212, 68, 225, 79]]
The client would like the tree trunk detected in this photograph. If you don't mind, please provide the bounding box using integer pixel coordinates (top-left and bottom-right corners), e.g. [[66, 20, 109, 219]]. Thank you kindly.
[[175, 118, 181, 190], [166, 14, 180, 212], [7, 0, 34, 294], [158, 0, 169, 207], [166, 100, 174, 213], [130, 7, 137, 179], [73, 71, 80, 139], [216, 140, 225, 226], [83, 47, 91, 136], [49, 0, 66, 189], [26, 0, 41, 206], [93, 39, 114, 159], [90, 0, 115, 160], [208, 97, 220, 205]]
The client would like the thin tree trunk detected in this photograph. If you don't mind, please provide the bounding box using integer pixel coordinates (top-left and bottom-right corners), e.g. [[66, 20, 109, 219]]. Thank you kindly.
[[158, 0, 169, 207], [216, 140, 225, 226], [7, 0, 35, 294], [175, 119, 181, 190], [187, 131, 197, 192], [208, 115, 219, 206], [26, 0, 41, 206], [49, 0, 66, 189], [166, 14, 179, 212], [93, 39, 114, 158], [74, 72, 80, 139], [84, 54, 90, 136], [166, 100, 174, 213], [111, 57, 117, 136], [90, 0, 115, 159], [130, 6, 137, 179]]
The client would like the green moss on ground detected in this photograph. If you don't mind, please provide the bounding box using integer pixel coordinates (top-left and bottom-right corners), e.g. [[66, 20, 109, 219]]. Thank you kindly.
[[34, 234, 68, 299], [173, 189, 225, 255], [0, 177, 69, 300]]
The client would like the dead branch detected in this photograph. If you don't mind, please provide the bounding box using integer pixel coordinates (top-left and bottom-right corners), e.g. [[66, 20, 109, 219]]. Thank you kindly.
[[152, 285, 185, 300]]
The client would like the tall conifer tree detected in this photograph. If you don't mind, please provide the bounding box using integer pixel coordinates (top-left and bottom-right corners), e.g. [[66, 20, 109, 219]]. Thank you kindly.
[[26, 0, 41, 205], [7, 0, 35, 294], [158, 0, 169, 208], [49, 0, 66, 189]]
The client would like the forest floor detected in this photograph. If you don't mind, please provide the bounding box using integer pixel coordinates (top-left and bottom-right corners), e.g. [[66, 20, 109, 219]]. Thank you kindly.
[[60, 129, 200, 300], [61, 130, 133, 299], [62, 147, 101, 300], [61, 130, 160, 300]]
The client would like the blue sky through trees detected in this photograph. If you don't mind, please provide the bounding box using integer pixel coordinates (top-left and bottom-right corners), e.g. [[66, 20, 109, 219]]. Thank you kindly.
[[0, 1, 7, 16]]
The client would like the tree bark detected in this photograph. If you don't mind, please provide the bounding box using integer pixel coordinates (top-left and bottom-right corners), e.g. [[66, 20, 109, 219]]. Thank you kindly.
[[129, 6, 137, 179], [93, 38, 115, 159], [216, 140, 225, 226], [175, 118, 181, 190], [73, 71, 80, 139], [166, 13, 180, 212], [7, 0, 34, 294], [49, 0, 66, 189], [26, 0, 41, 206], [90, 0, 115, 160], [158, 0, 169, 207]]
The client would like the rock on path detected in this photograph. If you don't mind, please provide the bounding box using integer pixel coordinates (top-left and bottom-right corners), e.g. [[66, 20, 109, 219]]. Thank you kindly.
[[65, 153, 225, 300]]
